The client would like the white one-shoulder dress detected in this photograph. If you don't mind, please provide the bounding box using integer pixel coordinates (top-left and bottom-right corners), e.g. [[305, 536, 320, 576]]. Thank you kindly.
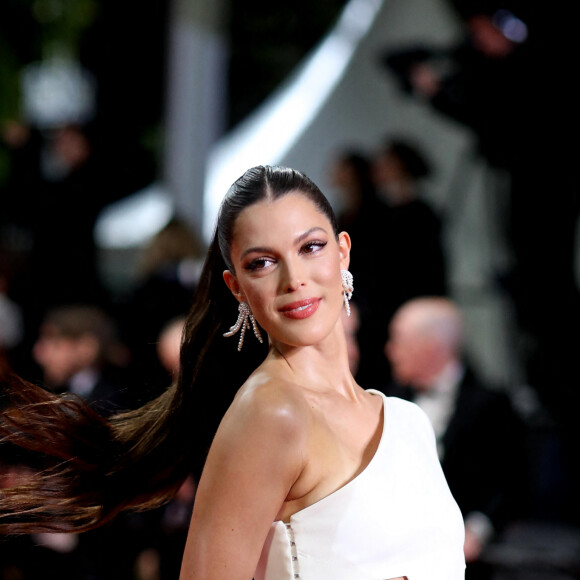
[[254, 391, 466, 580]]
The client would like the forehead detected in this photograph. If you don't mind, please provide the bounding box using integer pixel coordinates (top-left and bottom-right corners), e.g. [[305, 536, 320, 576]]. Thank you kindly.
[[231, 192, 331, 247], [391, 307, 423, 337]]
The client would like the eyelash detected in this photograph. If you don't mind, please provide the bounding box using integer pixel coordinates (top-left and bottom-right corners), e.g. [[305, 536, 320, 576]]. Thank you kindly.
[[244, 240, 327, 271], [245, 258, 273, 271], [301, 240, 327, 254]]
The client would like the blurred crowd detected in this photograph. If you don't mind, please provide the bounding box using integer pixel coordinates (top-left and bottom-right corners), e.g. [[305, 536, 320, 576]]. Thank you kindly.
[[0, 116, 203, 578], [0, 208, 201, 579], [1, 0, 579, 578]]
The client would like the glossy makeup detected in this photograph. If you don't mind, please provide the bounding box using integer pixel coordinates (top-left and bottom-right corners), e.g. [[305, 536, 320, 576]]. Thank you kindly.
[[279, 297, 322, 320], [223, 192, 350, 350]]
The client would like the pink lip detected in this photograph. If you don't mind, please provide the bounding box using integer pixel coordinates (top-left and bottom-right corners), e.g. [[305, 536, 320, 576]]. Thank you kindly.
[[279, 298, 321, 319]]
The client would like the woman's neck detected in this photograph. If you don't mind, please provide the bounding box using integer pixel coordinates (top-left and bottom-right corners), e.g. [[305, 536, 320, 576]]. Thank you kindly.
[[267, 323, 359, 398]]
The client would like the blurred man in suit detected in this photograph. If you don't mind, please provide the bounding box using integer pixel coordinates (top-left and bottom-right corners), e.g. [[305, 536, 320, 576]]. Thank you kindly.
[[384, 297, 528, 578]]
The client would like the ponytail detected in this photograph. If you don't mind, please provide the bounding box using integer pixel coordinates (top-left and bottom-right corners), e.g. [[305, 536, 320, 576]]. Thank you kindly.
[[0, 232, 267, 534]]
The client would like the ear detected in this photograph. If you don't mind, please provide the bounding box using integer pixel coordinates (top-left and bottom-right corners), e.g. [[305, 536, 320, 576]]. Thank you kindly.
[[338, 231, 351, 271], [223, 270, 244, 303]]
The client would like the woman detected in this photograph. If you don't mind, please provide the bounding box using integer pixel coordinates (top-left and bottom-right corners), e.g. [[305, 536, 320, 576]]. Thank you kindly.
[[0, 166, 465, 579]]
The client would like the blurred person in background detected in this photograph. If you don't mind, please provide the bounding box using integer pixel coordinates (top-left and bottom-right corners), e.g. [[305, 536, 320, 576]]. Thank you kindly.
[[121, 218, 204, 401], [371, 138, 447, 305], [353, 137, 448, 390], [328, 149, 391, 387], [384, 6, 530, 171], [154, 314, 196, 580], [2, 108, 157, 373], [127, 314, 195, 580], [383, 3, 580, 496], [329, 149, 382, 237], [2, 123, 111, 314], [384, 296, 529, 579], [30, 303, 139, 579], [33, 303, 133, 416], [156, 315, 187, 383]]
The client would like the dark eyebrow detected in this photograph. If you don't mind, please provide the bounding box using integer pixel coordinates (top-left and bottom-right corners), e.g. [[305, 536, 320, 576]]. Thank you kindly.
[[296, 226, 327, 244], [240, 226, 328, 260]]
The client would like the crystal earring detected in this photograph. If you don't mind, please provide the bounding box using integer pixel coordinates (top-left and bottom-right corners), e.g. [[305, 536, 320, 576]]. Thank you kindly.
[[341, 269, 354, 317], [223, 302, 264, 351]]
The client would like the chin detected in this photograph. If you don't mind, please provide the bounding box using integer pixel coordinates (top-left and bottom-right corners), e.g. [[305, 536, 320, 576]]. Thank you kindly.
[[275, 324, 333, 349], [267, 305, 343, 348], [277, 335, 323, 350]]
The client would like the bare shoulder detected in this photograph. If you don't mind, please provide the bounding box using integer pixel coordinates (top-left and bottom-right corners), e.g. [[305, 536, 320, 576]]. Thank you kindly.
[[186, 373, 315, 580], [224, 370, 313, 442]]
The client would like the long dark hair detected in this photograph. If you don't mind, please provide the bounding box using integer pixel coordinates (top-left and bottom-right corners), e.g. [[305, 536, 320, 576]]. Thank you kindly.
[[0, 165, 338, 534]]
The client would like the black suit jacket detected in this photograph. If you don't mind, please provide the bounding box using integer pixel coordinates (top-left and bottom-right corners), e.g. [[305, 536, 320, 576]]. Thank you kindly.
[[54, 366, 133, 417], [384, 366, 528, 533]]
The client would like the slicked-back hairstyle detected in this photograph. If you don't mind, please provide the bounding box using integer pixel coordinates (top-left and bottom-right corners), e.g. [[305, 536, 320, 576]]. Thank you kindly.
[[217, 165, 338, 272]]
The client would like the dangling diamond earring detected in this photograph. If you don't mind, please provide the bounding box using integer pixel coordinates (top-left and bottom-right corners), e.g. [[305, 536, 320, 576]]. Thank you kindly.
[[341, 269, 354, 317], [223, 302, 264, 351]]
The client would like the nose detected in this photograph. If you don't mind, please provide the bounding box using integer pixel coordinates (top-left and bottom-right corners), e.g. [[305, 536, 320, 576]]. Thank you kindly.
[[280, 258, 305, 293]]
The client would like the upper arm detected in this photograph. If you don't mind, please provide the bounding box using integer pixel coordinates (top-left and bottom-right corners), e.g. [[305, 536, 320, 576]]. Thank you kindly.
[[180, 384, 308, 580]]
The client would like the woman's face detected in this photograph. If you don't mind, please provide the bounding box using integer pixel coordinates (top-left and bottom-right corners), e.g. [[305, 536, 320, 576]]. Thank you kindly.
[[223, 192, 350, 349]]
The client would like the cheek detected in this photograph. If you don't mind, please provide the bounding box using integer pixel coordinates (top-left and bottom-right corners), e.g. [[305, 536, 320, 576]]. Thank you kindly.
[[34, 340, 61, 366], [241, 282, 276, 327], [390, 343, 413, 369], [315, 257, 342, 293]]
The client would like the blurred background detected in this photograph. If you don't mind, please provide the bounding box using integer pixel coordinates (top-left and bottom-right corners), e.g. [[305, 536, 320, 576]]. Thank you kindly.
[[1, 0, 579, 578]]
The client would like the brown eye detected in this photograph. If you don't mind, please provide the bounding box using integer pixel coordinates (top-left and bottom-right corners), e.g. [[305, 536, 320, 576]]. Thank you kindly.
[[245, 257, 275, 271], [301, 240, 327, 254]]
